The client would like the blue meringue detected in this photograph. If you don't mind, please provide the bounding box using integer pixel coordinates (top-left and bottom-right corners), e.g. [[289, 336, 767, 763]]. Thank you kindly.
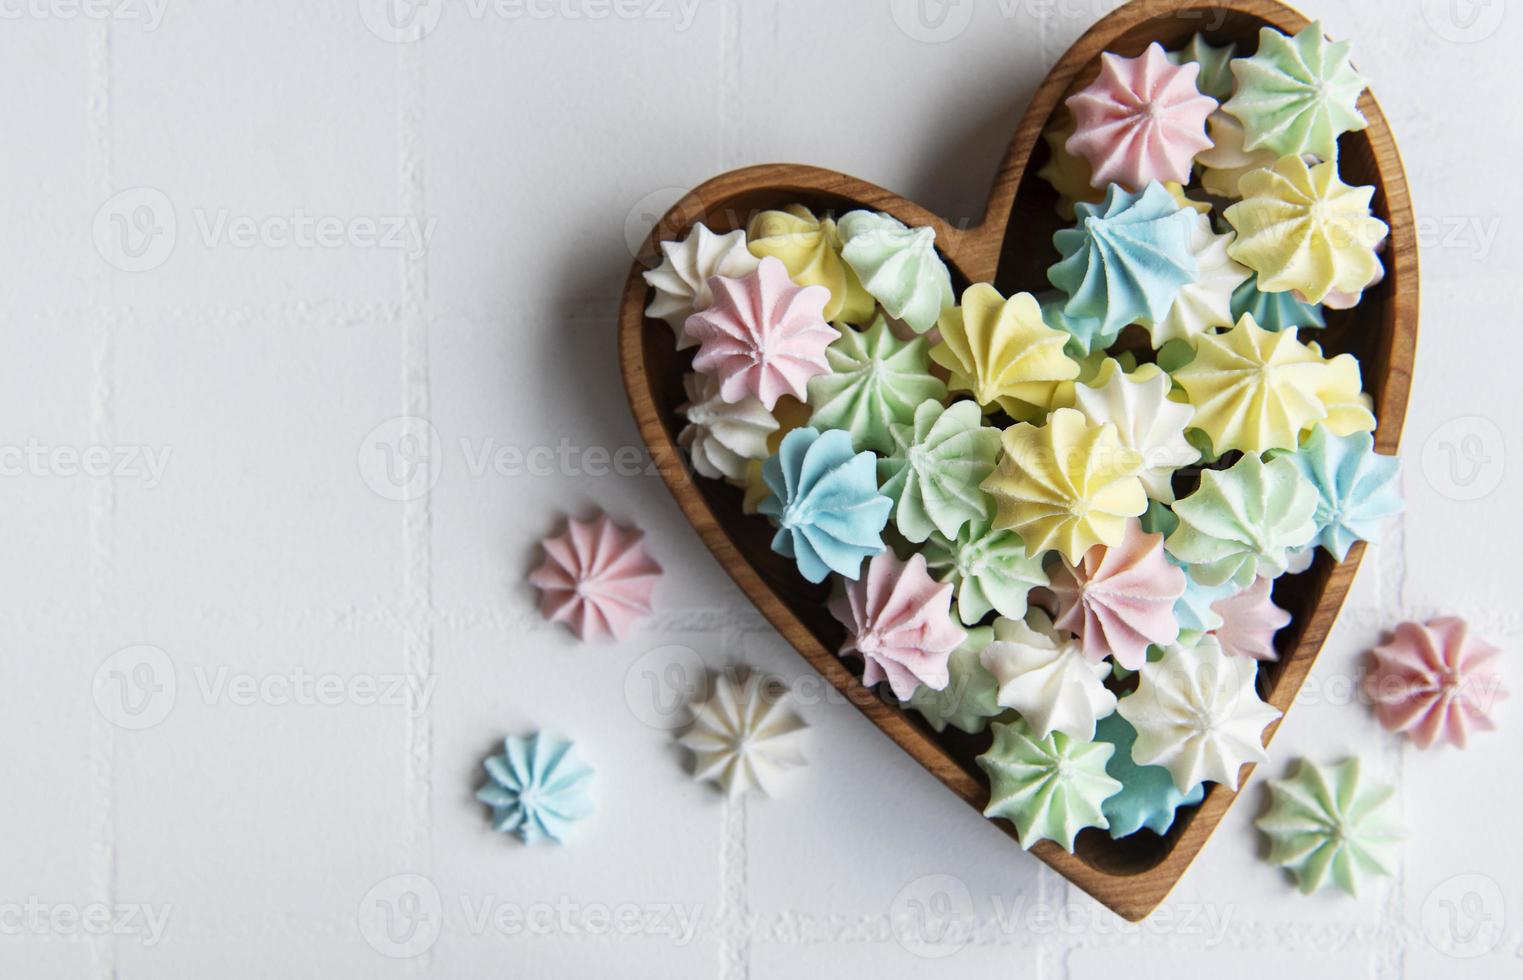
[[759, 427, 892, 583], [1280, 425, 1403, 560], [1095, 712, 1205, 838], [476, 732, 595, 844], [1230, 273, 1326, 332], [1039, 291, 1120, 357]]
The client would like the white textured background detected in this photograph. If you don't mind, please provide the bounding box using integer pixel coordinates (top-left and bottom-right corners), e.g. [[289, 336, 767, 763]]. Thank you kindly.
[[4, 0, 1521, 977]]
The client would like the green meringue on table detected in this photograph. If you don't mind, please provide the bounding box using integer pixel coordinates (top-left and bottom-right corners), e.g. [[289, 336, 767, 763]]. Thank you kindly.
[[838, 210, 955, 335], [877, 399, 1001, 543], [923, 519, 1048, 626], [907, 627, 1003, 734], [1256, 757, 1402, 897], [1165, 453, 1319, 589], [807, 316, 946, 454], [978, 717, 1121, 852]]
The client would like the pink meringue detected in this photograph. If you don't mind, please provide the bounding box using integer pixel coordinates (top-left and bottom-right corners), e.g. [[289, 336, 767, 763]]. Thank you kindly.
[[529, 514, 662, 641], [1049, 519, 1186, 671], [1365, 618, 1508, 749], [686, 256, 838, 410], [830, 551, 967, 700], [1065, 42, 1218, 191], [1211, 577, 1291, 661]]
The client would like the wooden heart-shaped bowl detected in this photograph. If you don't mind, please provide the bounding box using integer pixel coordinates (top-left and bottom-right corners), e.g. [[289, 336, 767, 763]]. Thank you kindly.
[[619, 0, 1416, 921]]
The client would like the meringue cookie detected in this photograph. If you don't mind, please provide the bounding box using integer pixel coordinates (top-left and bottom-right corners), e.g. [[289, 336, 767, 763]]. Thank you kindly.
[[1050, 518, 1187, 671], [1281, 425, 1403, 560], [1168, 34, 1239, 101], [931, 284, 1080, 419], [678, 372, 779, 481], [1211, 577, 1291, 661], [907, 627, 1003, 734], [877, 400, 1000, 543], [1231, 272, 1326, 332], [830, 551, 966, 700], [759, 427, 891, 583], [978, 718, 1121, 852], [1141, 501, 1236, 633], [1166, 453, 1319, 589], [1226, 22, 1369, 160], [1117, 633, 1282, 791], [807, 316, 946, 454], [1165, 181, 1213, 216], [1312, 254, 1385, 310], [1049, 183, 1198, 339], [1148, 211, 1252, 348], [1308, 345, 1377, 438], [1065, 42, 1218, 191], [643, 223, 760, 349], [477, 732, 595, 844], [838, 210, 955, 334], [742, 396, 810, 514], [678, 670, 808, 799], [1196, 110, 1280, 199], [1225, 155, 1388, 304], [1365, 618, 1508, 749], [923, 520, 1049, 626], [1072, 361, 1200, 502], [981, 610, 1117, 741], [747, 205, 874, 324], [530, 514, 662, 641], [1256, 758, 1400, 896], [1038, 111, 1106, 221], [687, 256, 838, 410], [982, 408, 1148, 564], [1039, 290, 1119, 358], [1095, 712, 1205, 839]]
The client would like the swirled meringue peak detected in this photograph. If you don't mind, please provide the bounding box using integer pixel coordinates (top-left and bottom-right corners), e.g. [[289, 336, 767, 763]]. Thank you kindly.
[[747, 205, 874, 324], [1049, 183, 1198, 339], [758, 427, 891, 584], [1148, 211, 1252, 348], [1117, 633, 1282, 791], [807, 316, 945, 455], [981, 408, 1148, 564], [1225, 155, 1388, 304], [687, 256, 838, 410], [1231, 272, 1326, 333], [981, 609, 1117, 741], [477, 732, 594, 844], [1365, 618, 1508, 750], [679, 670, 808, 800], [838, 210, 955, 334], [908, 627, 1003, 734], [1095, 712, 1205, 839], [829, 551, 966, 700], [1050, 519, 1187, 671], [1065, 42, 1218, 191], [1280, 425, 1403, 560], [923, 520, 1048, 626], [1198, 110, 1279, 200], [878, 400, 1000, 543], [1211, 576, 1291, 661], [1072, 361, 1199, 502], [644, 223, 760, 349], [932, 284, 1081, 419], [1166, 453, 1319, 589], [530, 514, 662, 641], [1168, 34, 1239, 101], [1225, 22, 1369, 161], [978, 717, 1121, 852], [1257, 758, 1400, 896], [678, 371, 778, 482]]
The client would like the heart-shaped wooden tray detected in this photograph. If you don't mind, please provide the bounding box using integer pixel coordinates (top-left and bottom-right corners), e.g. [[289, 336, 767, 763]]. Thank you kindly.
[[618, 0, 1416, 920]]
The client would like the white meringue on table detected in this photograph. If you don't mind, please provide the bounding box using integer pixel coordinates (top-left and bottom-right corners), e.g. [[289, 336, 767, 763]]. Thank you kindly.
[[678, 671, 807, 800]]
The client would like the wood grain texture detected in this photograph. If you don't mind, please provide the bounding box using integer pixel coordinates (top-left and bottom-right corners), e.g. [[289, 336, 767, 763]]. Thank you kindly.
[[618, 0, 1417, 922]]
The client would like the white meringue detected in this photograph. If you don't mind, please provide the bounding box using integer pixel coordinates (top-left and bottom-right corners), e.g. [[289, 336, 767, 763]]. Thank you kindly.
[[1147, 211, 1251, 349], [1072, 363, 1199, 503], [643, 223, 760, 349], [980, 611, 1116, 742], [678, 671, 807, 800], [677, 372, 778, 481]]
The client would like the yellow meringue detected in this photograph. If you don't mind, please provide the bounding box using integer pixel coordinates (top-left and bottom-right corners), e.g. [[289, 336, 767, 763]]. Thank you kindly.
[[931, 284, 1081, 420], [747, 205, 875, 324]]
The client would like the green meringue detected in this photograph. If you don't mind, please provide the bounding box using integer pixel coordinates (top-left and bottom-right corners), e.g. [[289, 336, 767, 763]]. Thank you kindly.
[[908, 627, 1004, 734], [838, 210, 956, 335], [1225, 22, 1368, 161], [807, 317, 947, 454], [978, 717, 1121, 852], [1256, 758, 1401, 896], [1168, 34, 1239, 101], [1166, 454, 1319, 589], [923, 519, 1048, 626], [878, 400, 1001, 543]]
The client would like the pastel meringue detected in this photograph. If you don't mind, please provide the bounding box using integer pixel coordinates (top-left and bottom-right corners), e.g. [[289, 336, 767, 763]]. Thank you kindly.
[[741, 396, 810, 514], [1038, 111, 1105, 221], [981, 610, 1117, 741], [678, 670, 808, 799], [1366, 618, 1508, 749], [759, 427, 891, 584], [687, 256, 838, 410], [978, 718, 1121, 852], [1168, 34, 1239, 101], [1148, 210, 1252, 348], [1040, 291, 1119, 358], [1094, 712, 1205, 839], [1211, 577, 1291, 661], [643, 223, 760, 349], [1256, 758, 1401, 896], [1231, 272, 1326, 332], [1225, 22, 1369, 160], [530, 514, 662, 641], [931, 284, 1080, 419], [1140, 501, 1236, 633], [1196, 110, 1280, 199], [837, 210, 955, 334], [1225, 155, 1388, 304], [747, 205, 874, 324], [477, 732, 594, 844], [1117, 633, 1283, 791], [806, 316, 946, 455], [829, 551, 966, 700], [1050, 518, 1187, 671], [678, 371, 779, 481], [878, 400, 1001, 543], [1049, 183, 1198, 339], [1166, 453, 1318, 589], [1072, 361, 1200, 502], [923, 520, 1049, 626], [981, 408, 1148, 564], [1282, 425, 1403, 560], [907, 627, 1003, 734], [1309, 345, 1377, 438], [1065, 42, 1218, 191]]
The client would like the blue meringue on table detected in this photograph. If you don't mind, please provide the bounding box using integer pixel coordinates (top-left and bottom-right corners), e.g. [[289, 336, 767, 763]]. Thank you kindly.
[[476, 732, 595, 845]]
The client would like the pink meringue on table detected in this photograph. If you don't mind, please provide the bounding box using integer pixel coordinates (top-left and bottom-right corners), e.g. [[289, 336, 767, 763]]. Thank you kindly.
[[830, 551, 967, 701], [1211, 577, 1292, 661], [685, 256, 838, 410], [1065, 41, 1218, 192], [1049, 518, 1186, 671], [1365, 617, 1509, 749], [529, 513, 663, 641]]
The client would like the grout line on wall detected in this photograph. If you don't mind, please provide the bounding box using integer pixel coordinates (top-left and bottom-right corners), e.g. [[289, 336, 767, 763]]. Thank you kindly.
[[717, 795, 750, 980]]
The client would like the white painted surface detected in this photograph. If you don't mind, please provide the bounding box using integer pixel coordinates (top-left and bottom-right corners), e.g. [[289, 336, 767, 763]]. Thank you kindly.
[[2, 1, 1519, 977]]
